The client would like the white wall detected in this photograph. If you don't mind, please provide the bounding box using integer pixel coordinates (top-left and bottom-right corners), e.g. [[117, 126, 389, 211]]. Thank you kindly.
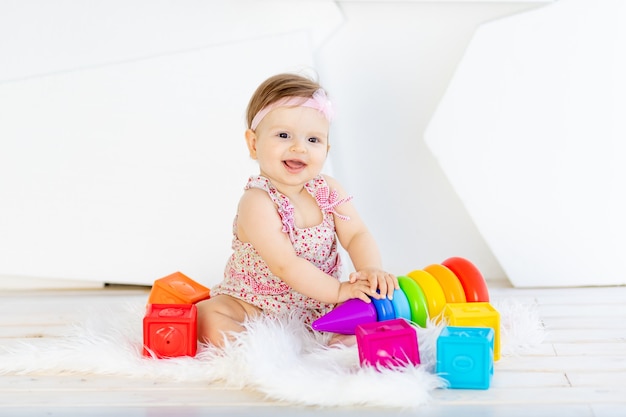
[[0, 1, 548, 288], [317, 1, 548, 281], [0, 0, 343, 287]]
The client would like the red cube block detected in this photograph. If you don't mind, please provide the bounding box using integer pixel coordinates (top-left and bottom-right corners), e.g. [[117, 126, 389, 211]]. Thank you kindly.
[[143, 303, 197, 358], [356, 318, 420, 369]]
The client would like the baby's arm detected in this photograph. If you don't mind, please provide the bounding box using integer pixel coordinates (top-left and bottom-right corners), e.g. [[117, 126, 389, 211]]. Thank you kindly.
[[323, 175, 399, 299], [236, 188, 377, 304]]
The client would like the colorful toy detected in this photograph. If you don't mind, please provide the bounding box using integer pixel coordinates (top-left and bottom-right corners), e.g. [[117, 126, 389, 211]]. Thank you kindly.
[[397, 275, 428, 327], [143, 303, 198, 358], [442, 302, 501, 361], [311, 276, 428, 334], [312, 257, 490, 334], [147, 271, 211, 305], [436, 326, 494, 389], [442, 257, 489, 302], [356, 318, 420, 369], [407, 269, 447, 321], [389, 287, 411, 322], [313, 297, 377, 335], [423, 263, 466, 303]]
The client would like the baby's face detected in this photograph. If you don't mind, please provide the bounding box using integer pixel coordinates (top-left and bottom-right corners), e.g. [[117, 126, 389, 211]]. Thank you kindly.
[[247, 106, 330, 189]]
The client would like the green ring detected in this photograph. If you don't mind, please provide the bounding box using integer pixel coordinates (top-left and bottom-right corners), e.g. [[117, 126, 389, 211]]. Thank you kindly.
[[398, 275, 429, 328]]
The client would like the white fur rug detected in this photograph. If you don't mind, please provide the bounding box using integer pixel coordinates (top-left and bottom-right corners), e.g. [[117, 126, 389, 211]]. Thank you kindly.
[[0, 297, 544, 408]]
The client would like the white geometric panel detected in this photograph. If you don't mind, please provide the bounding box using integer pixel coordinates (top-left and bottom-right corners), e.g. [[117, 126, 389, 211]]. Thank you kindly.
[[0, 34, 318, 287], [424, 0, 626, 287], [0, 0, 343, 287]]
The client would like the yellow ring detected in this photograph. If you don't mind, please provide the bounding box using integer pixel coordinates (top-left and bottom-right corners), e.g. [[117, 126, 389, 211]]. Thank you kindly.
[[407, 269, 447, 322]]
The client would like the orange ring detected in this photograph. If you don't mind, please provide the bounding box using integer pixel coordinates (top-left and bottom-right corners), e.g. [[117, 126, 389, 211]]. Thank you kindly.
[[423, 263, 466, 303], [406, 269, 447, 321], [441, 257, 489, 302]]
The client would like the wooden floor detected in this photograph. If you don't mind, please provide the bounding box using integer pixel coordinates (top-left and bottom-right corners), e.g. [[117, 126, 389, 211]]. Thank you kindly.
[[1, 281, 625, 416]]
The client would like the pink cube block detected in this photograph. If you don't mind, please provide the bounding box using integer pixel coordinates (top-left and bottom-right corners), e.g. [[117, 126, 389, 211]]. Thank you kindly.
[[356, 318, 420, 369]]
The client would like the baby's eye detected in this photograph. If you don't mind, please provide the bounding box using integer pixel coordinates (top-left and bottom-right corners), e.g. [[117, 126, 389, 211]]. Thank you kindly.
[[308, 137, 320, 143], [278, 132, 289, 139]]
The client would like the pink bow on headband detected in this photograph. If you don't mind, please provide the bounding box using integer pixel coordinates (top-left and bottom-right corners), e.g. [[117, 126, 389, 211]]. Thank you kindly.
[[250, 89, 334, 130]]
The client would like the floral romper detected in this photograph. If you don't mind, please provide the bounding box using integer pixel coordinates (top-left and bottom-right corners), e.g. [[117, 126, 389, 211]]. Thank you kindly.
[[211, 174, 352, 326]]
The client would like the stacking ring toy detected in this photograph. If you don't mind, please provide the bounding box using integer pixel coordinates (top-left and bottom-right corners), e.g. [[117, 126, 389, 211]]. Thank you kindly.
[[398, 275, 429, 328], [310, 256, 491, 335], [442, 257, 490, 302], [424, 263, 467, 303], [371, 294, 395, 322], [407, 269, 447, 321], [391, 288, 412, 321]]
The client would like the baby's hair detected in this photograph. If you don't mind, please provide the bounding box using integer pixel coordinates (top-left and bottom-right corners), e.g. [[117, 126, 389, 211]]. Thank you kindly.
[[246, 73, 326, 129]]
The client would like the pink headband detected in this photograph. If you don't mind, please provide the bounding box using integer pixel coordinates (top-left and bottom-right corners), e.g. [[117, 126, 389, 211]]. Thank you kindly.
[[250, 89, 333, 130]]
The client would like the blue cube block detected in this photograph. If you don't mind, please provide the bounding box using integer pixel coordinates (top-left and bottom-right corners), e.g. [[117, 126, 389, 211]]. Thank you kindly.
[[436, 326, 494, 390]]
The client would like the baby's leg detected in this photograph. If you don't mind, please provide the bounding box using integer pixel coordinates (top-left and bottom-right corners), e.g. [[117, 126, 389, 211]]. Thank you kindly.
[[328, 333, 357, 347], [196, 294, 261, 348]]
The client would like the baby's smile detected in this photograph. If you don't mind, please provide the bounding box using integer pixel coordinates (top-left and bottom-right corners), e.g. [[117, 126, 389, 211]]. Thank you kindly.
[[283, 159, 307, 172]]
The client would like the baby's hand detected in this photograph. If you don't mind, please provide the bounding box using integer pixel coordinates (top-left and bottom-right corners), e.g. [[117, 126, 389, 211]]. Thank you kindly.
[[337, 280, 377, 304], [349, 268, 398, 300]]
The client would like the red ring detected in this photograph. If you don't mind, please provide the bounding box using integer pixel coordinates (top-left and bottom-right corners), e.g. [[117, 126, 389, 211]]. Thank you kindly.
[[441, 257, 489, 302]]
